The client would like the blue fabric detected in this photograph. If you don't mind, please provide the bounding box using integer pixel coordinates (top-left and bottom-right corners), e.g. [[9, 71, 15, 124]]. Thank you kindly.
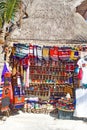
[[14, 104, 24, 109]]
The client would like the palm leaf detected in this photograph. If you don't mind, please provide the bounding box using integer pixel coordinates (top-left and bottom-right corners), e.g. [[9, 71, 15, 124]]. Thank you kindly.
[[0, 0, 21, 24], [5, 0, 21, 23], [0, 17, 3, 28]]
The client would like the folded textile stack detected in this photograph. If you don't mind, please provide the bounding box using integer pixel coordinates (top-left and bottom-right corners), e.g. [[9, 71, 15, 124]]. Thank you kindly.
[[58, 98, 74, 111]]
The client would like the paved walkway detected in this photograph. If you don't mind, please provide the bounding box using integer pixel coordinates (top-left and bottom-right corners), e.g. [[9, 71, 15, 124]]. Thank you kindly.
[[0, 111, 87, 130]]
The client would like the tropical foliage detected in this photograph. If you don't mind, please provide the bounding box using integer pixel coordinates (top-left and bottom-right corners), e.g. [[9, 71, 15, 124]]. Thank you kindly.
[[0, 0, 21, 43], [0, 0, 21, 27]]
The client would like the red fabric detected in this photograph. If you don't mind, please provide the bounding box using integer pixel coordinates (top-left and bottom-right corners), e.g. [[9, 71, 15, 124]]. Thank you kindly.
[[78, 68, 83, 80], [20, 57, 29, 66], [65, 64, 74, 71], [58, 49, 71, 59], [13, 95, 25, 105], [50, 47, 58, 59]]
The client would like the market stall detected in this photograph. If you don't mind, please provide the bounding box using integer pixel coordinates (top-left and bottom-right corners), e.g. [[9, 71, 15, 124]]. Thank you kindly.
[[1, 42, 87, 118]]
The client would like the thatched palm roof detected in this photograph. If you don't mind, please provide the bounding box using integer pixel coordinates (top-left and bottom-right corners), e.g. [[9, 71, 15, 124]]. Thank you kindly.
[[76, 0, 87, 20], [9, 0, 87, 43]]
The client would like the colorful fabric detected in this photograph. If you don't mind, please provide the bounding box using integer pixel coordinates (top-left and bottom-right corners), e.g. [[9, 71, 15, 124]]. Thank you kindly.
[[13, 95, 25, 108], [58, 48, 71, 61], [23, 69, 26, 86], [5, 72, 13, 103], [37, 46, 42, 60], [70, 50, 79, 60], [1, 62, 10, 82], [33, 45, 37, 57], [2, 72, 13, 105], [33, 45, 38, 64], [77, 68, 83, 80], [65, 63, 74, 71], [17, 76, 22, 87], [0, 87, 3, 100], [77, 58, 87, 84], [29, 44, 34, 58], [42, 47, 49, 61], [50, 47, 58, 61], [25, 60, 29, 87], [14, 87, 20, 96], [20, 57, 29, 70], [14, 43, 29, 58]]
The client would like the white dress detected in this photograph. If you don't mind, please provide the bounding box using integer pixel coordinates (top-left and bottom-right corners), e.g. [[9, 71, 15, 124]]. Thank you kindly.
[[74, 58, 87, 118], [74, 88, 87, 118]]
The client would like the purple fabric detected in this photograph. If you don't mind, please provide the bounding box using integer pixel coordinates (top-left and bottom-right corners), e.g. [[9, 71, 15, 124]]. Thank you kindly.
[[1, 63, 9, 82]]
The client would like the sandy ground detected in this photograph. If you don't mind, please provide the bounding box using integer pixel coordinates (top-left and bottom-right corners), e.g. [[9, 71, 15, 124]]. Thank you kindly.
[[0, 111, 87, 130]]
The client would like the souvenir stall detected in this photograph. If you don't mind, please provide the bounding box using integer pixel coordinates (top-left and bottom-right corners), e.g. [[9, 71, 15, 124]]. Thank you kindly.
[[24, 44, 80, 114], [1, 42, 87, 118], [0, 43, 29, 112]]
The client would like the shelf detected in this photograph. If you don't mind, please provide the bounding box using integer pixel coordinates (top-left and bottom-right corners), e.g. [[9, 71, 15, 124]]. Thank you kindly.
[[30, 73, 68, 77], [29, 82, 55, 85], [30, 65, 63, 68], [27, 90, 49, 92], [28, 57, 77, 99], [29, 82, 73, 86]]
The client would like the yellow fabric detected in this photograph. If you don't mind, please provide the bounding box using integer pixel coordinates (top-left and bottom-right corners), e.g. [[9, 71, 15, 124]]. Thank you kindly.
[[43, 48, 49, 57], [70, 50, 78, 60]]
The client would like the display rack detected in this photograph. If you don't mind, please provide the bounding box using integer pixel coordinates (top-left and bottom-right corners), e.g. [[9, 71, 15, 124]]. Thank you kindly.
[[26, 58, 78, 103]]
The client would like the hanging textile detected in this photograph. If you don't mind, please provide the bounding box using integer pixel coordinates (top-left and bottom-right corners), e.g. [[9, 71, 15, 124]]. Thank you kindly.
[[33, 45, 38, 64], [58, 47, 71, 61], [1, 72, 13, 112], [13, 95, 25, 109], [0, 84, 3, 101], [1, 62, 11, 83], [74, 88, 87, 118], [29, 44, 34, 65], [23, 69, 26, 87], [42, 46, 49, 61], [50, 46, 58, 61], [29, 44, 34, 58], [77, 68, 83, 80], [14, 43, 29, 58], [13, 76, 25, 109], [70, 50, 79, 60], [12, 58, 18, 77], [37, 46, 42, 60], [65, 62, 75, 72], [25, 60, 29, 88], [77, 58, 87, 87]]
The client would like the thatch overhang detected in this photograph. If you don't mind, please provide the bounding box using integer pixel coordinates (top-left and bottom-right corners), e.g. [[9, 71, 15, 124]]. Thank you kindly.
[[7, 0, 87, 45]]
